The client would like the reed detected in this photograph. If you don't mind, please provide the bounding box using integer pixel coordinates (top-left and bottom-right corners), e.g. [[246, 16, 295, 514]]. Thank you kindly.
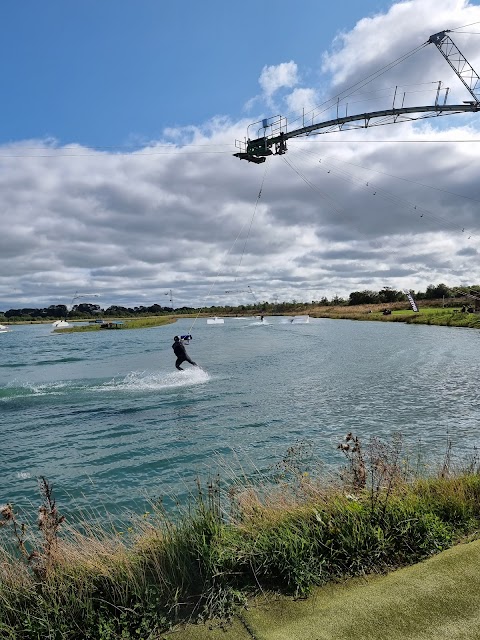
[[1, 435, 480, 638]]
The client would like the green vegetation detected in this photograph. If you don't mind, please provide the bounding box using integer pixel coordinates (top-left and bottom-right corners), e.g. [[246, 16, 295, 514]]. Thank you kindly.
[[390, 307, 480, 329], [310, 304, 480, 329], [2, 435, 480, 638], [55, 316, 177, 333]]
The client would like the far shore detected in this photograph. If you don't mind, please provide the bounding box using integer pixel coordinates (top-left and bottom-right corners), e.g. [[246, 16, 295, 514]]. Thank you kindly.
[[2, 301, 479, 332]]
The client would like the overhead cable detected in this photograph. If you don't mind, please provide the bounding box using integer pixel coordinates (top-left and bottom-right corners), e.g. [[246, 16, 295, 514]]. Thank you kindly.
[[292, 147, 474, 238], [187, 160, 270, 334], [323, 155, 480, 204]]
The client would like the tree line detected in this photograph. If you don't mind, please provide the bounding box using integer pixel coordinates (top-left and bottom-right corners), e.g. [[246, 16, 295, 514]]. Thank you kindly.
[[1, 283, 478, 322], [346, 283, 475, 306]]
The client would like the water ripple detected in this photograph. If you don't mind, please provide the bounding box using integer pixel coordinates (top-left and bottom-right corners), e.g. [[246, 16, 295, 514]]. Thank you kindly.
[[1, 319, 480, 518]]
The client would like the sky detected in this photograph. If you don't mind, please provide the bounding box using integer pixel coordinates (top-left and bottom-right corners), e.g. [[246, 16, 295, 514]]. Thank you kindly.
[[1, 0, 480, 310]]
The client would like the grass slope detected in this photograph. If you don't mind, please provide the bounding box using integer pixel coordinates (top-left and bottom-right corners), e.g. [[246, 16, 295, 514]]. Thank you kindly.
[[172, 538, 480, 640], [310, 304, 480, 329], [55, 316, 176, 332]]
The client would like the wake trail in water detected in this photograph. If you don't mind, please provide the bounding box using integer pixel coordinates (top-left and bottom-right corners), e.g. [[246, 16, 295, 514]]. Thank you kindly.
[[245, 320, 270, 327], [100, 367, 210, 392], [0, 379, 78, 400], [0, 368, 210, 402]]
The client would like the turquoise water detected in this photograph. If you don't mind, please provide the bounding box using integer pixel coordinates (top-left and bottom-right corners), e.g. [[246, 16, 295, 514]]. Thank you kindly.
[[1, 317, 479, 518]]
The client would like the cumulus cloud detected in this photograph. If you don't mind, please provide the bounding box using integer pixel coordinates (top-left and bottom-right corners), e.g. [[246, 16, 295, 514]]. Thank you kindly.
[[322, 0, 480, 107], [259, 61, 299, 100], [245, 61, 307, 114], [2, 0, 480, 312], [284, 88, 320, 116]]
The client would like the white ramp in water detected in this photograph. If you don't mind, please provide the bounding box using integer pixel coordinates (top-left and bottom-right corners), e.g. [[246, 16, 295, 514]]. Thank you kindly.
[[52, 320, 70, 328], [290, 315, 310, 324], [207, 317, 224, 324]]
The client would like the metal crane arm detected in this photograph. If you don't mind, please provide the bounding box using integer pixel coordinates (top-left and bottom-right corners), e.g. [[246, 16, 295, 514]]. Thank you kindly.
[[235, 103, 479, 162], [234, 29, 480, 163], [428, 30, 480, 103]]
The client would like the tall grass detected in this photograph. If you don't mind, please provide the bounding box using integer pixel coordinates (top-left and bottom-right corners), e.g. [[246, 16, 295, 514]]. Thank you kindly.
[[2, 436, 480, 638]]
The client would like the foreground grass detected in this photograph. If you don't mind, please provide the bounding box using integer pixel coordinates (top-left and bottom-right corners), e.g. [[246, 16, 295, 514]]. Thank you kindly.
[[2, 437, 480, 638], [172, 538, 480, 640]]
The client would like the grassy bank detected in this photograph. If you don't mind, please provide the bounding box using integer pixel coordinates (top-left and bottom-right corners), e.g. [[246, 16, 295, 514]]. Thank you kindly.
[[310, 303, 480, 329], [55, 316, 177, 333], [1, 434, 480, 638]]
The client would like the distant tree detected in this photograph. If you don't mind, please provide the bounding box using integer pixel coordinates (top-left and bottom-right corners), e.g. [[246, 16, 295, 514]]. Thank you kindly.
[[74, 303, 102, 316], [104, 305, 132, 317], [378, 287, 403, 303], [47, 304, 68, 318], [146, 304, 166, 314], [425, 283, 451, 299], [5, 308, 39, 319], [349, 290, 378, 305]]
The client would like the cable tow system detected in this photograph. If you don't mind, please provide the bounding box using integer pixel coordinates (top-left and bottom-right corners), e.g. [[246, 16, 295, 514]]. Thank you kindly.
[[234, 30, 480, 164]]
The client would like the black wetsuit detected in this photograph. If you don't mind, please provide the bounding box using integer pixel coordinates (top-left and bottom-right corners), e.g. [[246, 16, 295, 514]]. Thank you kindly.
[[172, 340, 197, 370]]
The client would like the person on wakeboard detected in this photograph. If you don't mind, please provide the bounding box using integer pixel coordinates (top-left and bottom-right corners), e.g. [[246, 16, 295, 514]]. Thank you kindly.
[[172, 336, 197, 370]]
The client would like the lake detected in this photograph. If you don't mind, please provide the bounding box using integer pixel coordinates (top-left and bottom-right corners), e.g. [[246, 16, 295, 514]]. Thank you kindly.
[[1, 316, 479, 520]]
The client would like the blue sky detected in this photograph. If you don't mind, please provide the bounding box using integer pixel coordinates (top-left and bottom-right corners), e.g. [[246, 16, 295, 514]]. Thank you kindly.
[[2, 0, 392, 147], [1, 0, 480, 311]]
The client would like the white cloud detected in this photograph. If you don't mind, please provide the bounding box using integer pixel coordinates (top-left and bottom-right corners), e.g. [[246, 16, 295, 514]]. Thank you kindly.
[[322, 0, 480, 106], [259, 61, 299, 102], [284, 87, 320, 116]]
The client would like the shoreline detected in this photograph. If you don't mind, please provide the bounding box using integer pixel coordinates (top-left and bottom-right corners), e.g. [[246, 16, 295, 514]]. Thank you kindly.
[[3, 304, 479, 333]]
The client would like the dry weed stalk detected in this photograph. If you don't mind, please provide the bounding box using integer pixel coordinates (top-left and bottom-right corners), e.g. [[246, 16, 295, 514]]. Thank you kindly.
[[338, 432, 406, 519], [32, 476, 65, 577], [338, 432, 366, 490], [367, 433, 404, 517], [441, 436, 453, 478], [0, 477, 65, 580], [0, 503, 29, 560], [462, 445, 480, 475]]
